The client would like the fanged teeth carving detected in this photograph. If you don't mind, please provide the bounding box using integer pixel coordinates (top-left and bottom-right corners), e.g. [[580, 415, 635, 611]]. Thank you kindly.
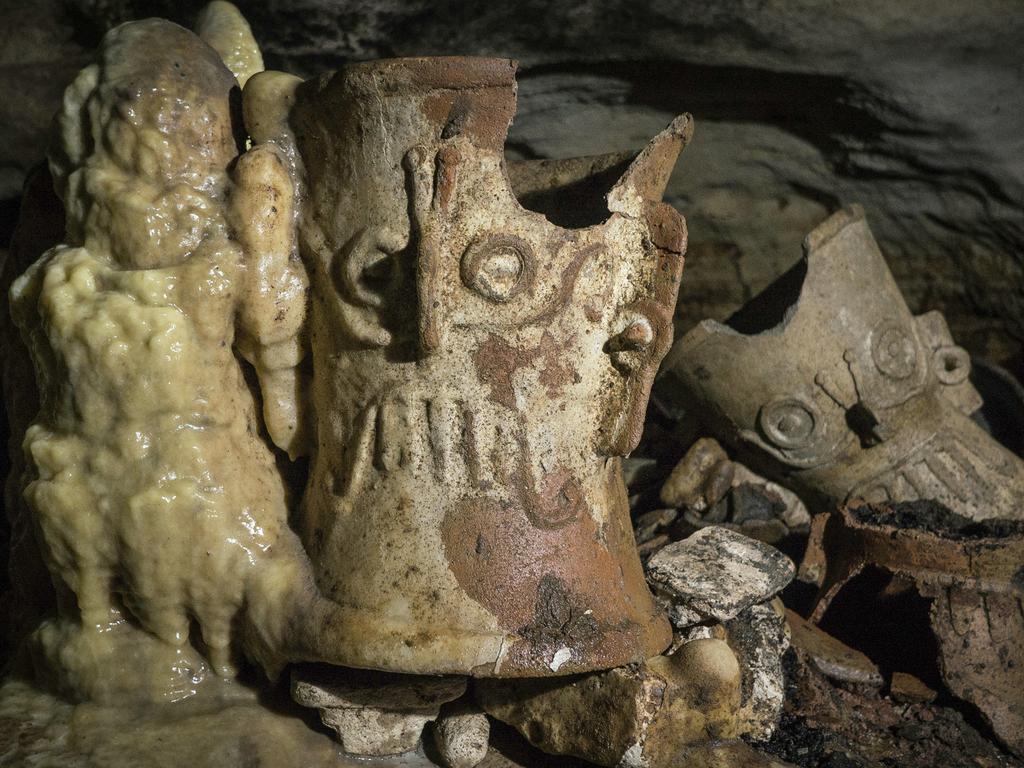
[[340, 395, 535, 493]]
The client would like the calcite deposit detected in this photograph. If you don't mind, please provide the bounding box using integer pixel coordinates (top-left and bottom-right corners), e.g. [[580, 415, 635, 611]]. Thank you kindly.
[[7, 8, 308, 701], [0, 2, 713, 764]]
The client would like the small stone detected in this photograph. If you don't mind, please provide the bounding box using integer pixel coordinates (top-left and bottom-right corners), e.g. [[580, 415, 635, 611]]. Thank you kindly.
[[890, 672, 937, 704], [738, 517, 791, 545], [702, 460, 737, 508], [634, 507, 679, 543], [432, 703, 490, 768], [316, 706, 431, 756], [673, 637, 743, 709], [646, 526, 795, 625], [729, 483, 786, 524], [725, 600, 789, 740], [660, 438, 730, 509], [622, 456, 662, 491], [290, 666, 466, 756], [637, 534, 670, 560], [731, 464, 811, 532], [786, 610, 883, 687], [665, 452, 810, 543]]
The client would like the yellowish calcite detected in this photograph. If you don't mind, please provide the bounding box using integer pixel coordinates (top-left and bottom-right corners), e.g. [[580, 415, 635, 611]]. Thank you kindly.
[[8, 12, 306, 702]]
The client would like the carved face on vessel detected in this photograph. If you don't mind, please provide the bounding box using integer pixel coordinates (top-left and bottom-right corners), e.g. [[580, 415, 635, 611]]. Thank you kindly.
[[270, 58, 689, 676]]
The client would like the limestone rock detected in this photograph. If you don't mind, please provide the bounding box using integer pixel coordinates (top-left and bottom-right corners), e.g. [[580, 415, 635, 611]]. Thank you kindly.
[[290, 666, 466, 756], [660, 437, 730, 509], [477, 637, 746, 768], [660, 439, 810, 545], [431, 703, 490, 768], [646, 527, 795, 627], [724, 600, 789, 740]]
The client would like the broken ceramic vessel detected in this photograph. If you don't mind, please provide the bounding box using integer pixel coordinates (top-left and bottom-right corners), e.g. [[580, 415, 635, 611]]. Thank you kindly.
[[244, 58, 690, 676], [799, 500, 1024, 757], [665, 205, 1024, 522]]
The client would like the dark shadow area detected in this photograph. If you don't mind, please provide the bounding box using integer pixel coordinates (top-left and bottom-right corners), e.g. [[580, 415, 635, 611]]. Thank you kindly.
[[507, 153, 633, 229], [818, 566, 941, 691], [971, 358, 1024, 456], [724, 258, 806, 334]]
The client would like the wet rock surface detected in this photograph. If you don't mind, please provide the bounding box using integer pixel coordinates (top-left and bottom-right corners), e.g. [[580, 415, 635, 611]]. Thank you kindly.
[[2, 2, 1024, 767]]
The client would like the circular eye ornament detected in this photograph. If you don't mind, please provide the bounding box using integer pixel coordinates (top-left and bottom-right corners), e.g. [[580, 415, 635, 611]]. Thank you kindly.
[[933, 345, 971, 385], [460, 234, 534, 303], [759, 397, 818, 449], [871, 321, 918, 380]]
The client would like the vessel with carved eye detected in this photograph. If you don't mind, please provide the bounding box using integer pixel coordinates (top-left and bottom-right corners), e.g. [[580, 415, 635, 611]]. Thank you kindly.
[[247, 55, 692, 677], [666, 205, 1024, 522]]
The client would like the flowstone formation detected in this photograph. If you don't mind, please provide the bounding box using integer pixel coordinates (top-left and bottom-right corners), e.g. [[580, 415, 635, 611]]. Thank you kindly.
[[6, 9, 310, 703]]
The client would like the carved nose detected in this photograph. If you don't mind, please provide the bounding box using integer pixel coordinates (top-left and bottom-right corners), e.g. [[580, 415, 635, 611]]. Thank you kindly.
[[608, 317, 655, 353], [418, 300, 441, 357]]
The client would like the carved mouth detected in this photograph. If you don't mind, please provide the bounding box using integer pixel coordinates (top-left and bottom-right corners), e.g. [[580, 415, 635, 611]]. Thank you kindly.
[[336, 392, 590, 529]]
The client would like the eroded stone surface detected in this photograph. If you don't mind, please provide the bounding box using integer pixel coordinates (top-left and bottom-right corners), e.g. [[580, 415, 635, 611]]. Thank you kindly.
[[478, 637, 747, 768], [290, 667, 467, 756], [724, 601, 789, 741], [432, 703, 491, 768], [646, 527, 795, 627]]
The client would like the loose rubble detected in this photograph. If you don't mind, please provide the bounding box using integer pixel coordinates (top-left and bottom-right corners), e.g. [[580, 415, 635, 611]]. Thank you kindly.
[[659, 438, 810, 545], [477, 638, 746, 768], [800, 499, 1024, 757], [646, 526, 796, 627], [475, 525, 796, 767]]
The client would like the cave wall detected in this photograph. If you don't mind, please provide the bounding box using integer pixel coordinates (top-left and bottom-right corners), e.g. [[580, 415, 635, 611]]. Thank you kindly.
[[1, 0, 1022, 353]]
